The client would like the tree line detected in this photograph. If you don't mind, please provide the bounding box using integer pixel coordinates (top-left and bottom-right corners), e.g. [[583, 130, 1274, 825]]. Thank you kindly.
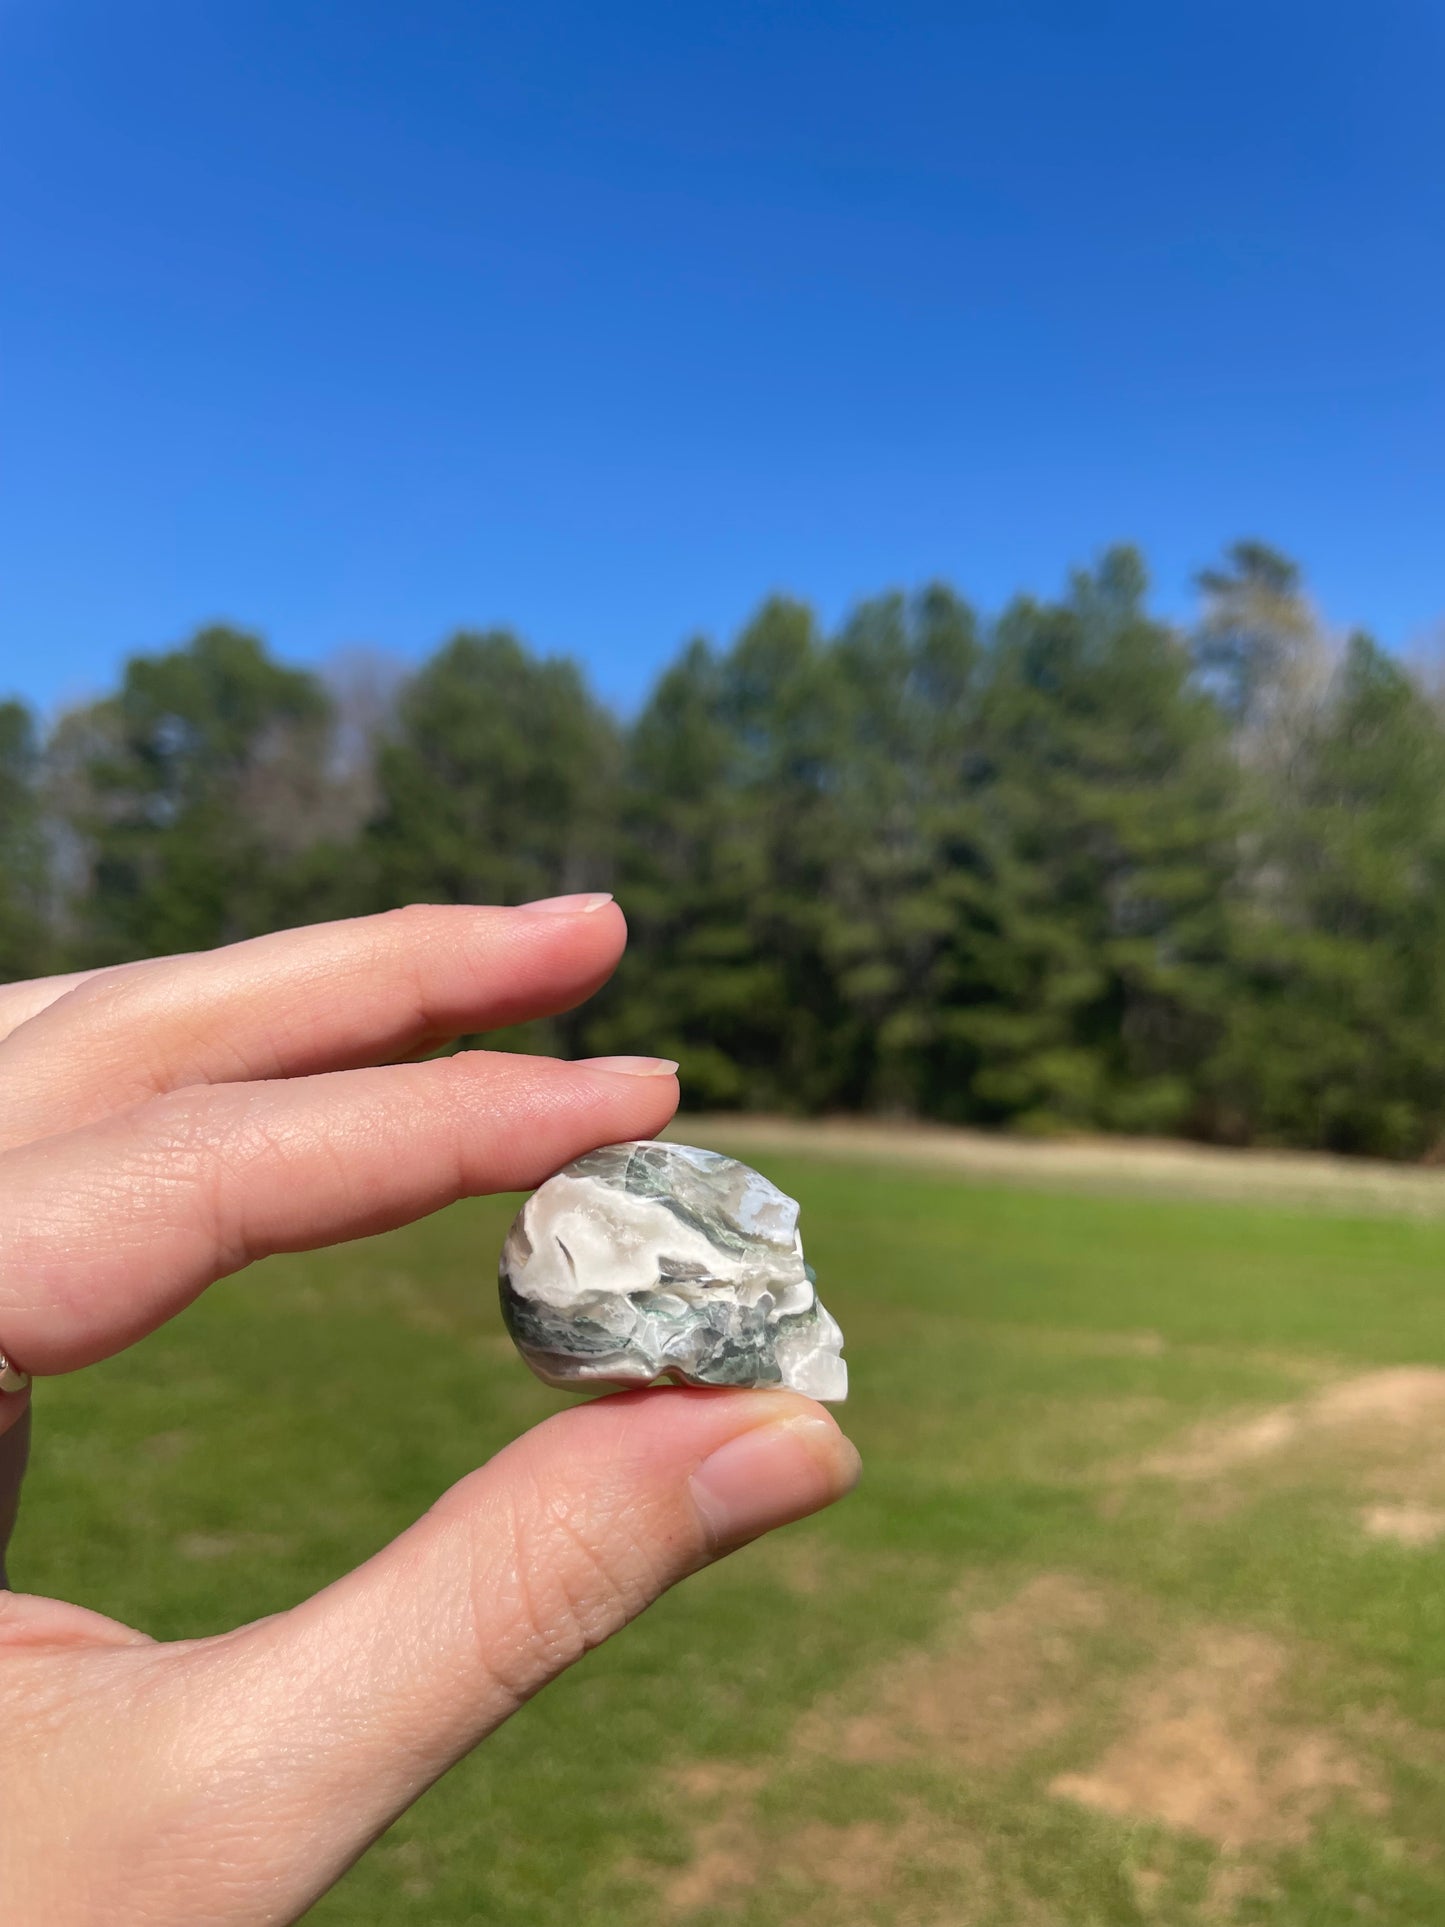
[[5, 540, 1445, 1159]]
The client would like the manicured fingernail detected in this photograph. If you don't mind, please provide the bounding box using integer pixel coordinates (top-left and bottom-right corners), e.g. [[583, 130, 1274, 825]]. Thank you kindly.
[[575, 1055, 679, 1077], [690, 1414, 861, 1551], [519, 892, 615, 915]]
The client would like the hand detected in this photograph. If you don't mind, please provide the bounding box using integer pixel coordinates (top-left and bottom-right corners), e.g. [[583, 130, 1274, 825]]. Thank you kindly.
[[0, 900, 860, 1925]]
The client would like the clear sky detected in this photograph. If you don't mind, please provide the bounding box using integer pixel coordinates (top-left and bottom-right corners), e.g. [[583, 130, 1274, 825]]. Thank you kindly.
[[2, 0, 1441, 717]]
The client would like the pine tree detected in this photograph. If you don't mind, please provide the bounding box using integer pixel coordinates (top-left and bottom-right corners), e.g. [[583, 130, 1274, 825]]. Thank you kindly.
[[366, 630, 620, 911], [1207, 634, 1445, 1155], [602, 600, 850, 1108], [0, 700, 50, 982], [823, 585, 988, 1113], [956, 548, 1237, 1134], [55, 628, 336, 963]]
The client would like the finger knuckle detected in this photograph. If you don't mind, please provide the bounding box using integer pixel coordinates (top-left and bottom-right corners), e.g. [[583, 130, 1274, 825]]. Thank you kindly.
[[140, 1087, 281, 1274]]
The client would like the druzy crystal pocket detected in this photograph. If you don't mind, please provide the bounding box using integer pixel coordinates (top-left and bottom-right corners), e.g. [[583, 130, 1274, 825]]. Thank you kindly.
[[499, 1141, 847, 1401]]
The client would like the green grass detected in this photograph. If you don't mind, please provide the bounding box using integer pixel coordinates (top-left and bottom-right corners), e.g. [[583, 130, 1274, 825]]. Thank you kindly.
[[15, 1148, 1445, 1923]]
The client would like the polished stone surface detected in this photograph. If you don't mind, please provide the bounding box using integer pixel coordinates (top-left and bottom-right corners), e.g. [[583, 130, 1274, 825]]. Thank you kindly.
[[499, 1141, 847, 1400]]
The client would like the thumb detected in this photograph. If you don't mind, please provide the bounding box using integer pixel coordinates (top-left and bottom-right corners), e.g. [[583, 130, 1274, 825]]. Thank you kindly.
[[156, 1390, 860, 1922]]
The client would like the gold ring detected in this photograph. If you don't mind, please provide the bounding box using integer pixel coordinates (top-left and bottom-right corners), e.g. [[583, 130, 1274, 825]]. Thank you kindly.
[[0, 1348, 29, 1395]]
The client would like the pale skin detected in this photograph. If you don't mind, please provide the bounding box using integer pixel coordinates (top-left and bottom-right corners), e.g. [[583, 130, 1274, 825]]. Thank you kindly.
[[0, 895, 861, 1925]]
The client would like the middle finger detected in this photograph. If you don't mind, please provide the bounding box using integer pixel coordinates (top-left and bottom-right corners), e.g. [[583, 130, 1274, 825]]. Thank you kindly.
[[0, 898, 623, 1151]]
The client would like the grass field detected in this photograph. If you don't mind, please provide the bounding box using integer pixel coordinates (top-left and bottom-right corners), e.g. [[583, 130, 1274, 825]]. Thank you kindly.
[[14, 1130, 1445, 1924]]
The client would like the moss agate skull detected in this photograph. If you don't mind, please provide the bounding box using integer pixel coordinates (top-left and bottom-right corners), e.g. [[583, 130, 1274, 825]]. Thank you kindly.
[[499, 1142, 847, 1401]]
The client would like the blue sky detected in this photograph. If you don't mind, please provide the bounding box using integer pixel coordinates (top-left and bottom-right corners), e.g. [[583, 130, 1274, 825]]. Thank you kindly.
[[2, 0, 1441, 717]]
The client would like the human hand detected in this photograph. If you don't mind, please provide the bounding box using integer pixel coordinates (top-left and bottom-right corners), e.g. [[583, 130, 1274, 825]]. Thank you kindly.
[[0, 900, 860, 1925]]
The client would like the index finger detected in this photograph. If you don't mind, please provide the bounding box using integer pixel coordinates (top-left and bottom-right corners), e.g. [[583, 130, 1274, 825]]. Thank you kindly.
[[0, 897, 625, 1150], [0, 1049, 680, 1373]]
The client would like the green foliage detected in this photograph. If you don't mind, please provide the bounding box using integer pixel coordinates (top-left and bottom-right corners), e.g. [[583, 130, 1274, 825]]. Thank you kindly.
[[54, 626, 337, 962], [1208, 634, 1445, 1156], [601, 599, 853, 1108], [821, 584, 987, 1115], [0, 699, 51, 982], [1195, 537, 1318, 726], [366, 630, 619, 908], [20, 542, 1445, 1157], [608, 553, 1238, 1133], [962, 548, 1237, 1136]]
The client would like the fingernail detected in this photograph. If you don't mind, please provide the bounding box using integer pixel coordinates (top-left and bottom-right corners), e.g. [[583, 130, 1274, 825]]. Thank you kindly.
[[690, 1414, 861, 1551], [519, 892, 615, 915], [575, 1055, 679, 1077]]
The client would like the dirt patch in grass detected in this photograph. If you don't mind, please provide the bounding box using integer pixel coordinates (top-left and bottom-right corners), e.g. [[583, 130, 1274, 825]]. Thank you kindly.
[[766, 1535, 834, 1598], [1145, 1367, 1445, 1480], [1314, 1370, 1445, 1425], [660, 1818, 752, 1915], [1140, 1368, 1445, 1518], [657, 1573, 1104, 1920], [675, 1761, 769, 1802], [1050, 1627, 1379, 1850], [1359, 1501, 1445, 1546], [794, 1571, 1107, 1772], [660, 1812, 980, 1919], [654, 1572, 1389, 1920]]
